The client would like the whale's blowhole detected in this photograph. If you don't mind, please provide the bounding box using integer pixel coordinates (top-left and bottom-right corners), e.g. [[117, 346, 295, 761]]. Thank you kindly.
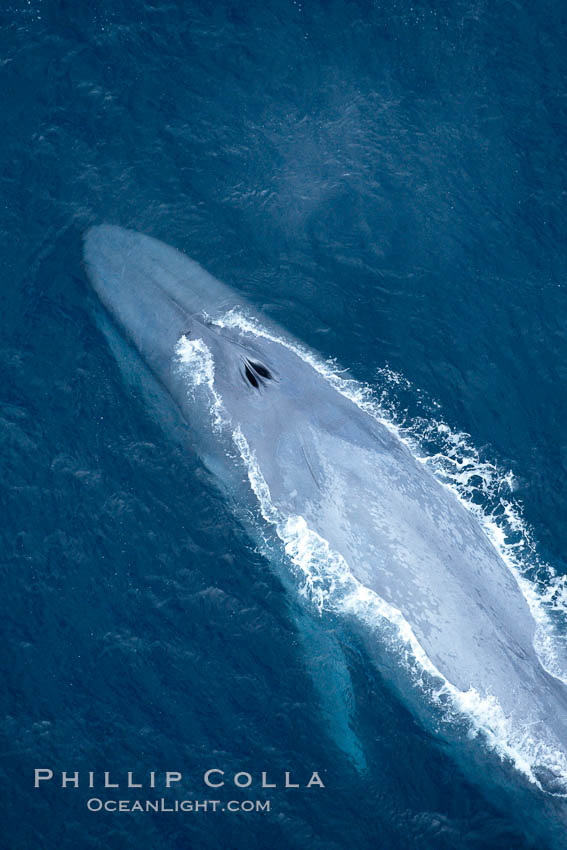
[[248, 360, 272, 380], [243, 358, 273, 389], [244, 363, 259, 388]]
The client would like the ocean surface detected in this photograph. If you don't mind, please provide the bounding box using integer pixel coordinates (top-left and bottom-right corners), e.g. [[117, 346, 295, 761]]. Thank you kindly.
[[2, 0, 567, 848]]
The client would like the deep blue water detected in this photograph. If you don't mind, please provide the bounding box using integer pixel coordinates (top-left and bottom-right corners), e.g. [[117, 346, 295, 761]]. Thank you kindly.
[[2, 0, 567, 847]]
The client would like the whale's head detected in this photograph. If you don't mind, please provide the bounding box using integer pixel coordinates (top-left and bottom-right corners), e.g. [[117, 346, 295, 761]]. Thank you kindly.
[[83, 225, 323, 441], [83, 225, 238, 381]]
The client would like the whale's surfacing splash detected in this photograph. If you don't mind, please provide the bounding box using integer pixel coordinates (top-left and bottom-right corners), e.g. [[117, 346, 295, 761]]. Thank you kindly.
[[84, 225, 567, 798]]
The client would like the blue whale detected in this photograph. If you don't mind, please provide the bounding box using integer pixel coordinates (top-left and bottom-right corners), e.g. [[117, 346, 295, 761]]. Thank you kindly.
[[83, 224, 567, 797]]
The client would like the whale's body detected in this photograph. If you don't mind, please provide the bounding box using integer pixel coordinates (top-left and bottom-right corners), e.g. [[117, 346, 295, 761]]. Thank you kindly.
[[84, 225, 567, 792]]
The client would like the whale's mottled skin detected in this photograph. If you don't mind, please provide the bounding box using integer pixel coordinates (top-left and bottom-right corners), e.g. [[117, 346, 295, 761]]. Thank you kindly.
[[84, 225, 567, 790]]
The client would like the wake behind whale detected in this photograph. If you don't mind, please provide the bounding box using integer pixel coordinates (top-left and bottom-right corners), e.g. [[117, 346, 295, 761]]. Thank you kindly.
[[83, 225, 567, 807]]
